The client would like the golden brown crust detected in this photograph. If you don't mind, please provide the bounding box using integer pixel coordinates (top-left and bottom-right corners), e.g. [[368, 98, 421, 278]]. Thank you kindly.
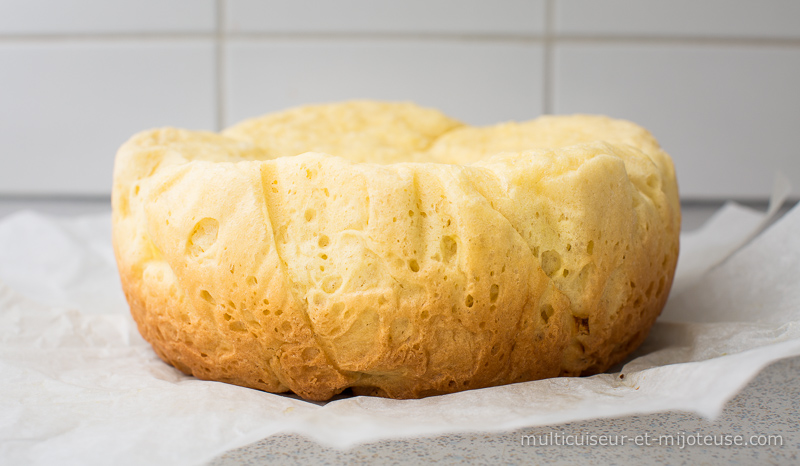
[[112, 101, 680, 401]]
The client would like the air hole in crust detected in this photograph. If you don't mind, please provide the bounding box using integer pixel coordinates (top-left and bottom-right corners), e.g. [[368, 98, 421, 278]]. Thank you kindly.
[[200, 290, 215, 305], [465, 294, 474, 308], [575, 317, 589, 335], [441, 236, 457, 262], [302, 347, 320, 360], [321, 275, 342, 294], [541, 250, 562, 277], [408, 259, 420, 272], [489, 284, 499, 302], [187, 218, 219, 257], [540, 304, 554, 323]]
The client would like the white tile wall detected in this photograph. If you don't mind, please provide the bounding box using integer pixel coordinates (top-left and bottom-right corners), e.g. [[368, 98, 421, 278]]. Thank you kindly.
[[225, 0, 545, 35], [0, 0, 216, 35], [225, 40, 543, 127], [555, 0, 800, 38], [0, 2, 798, 200], [553, 43, 800, 199], [0, 41, 216, 195]]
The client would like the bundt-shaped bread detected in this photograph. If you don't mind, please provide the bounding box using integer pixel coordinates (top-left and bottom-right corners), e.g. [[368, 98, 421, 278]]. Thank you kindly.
[[112, 101, 680, 401]]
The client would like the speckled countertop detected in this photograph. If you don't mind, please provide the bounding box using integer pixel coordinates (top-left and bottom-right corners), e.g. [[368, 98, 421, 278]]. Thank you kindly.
[[209, 355, 800, 465], [2, 199, 797, 465]]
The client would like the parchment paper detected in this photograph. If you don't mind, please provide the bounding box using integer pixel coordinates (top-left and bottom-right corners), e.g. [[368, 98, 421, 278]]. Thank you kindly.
[[1, 184, 799, 465]]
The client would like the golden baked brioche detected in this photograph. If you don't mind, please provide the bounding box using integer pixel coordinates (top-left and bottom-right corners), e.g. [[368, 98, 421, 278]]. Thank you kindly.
[[112, 101, 680, 400], [224, 100, 463, 164]]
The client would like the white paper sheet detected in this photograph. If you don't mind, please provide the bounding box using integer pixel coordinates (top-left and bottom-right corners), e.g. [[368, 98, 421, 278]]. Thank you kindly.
[[668, 173, 792, 296], [1, 193, 799, 465]]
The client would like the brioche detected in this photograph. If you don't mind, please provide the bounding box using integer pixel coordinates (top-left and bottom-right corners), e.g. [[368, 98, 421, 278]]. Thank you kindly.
[[112, 101, 680, 401]]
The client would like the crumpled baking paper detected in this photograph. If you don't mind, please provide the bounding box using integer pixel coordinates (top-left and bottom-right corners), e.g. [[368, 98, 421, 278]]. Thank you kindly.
[[2, 184, 799, 465]]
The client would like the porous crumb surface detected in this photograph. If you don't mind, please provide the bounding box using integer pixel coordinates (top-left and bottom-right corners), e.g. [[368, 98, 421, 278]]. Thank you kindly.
[[112, 101, 680, 401]]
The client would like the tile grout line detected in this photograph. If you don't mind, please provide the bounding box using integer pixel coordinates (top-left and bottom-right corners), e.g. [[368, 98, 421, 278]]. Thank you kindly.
[[0, 194, 111, 202], [222, 32, 546, 43], [0, 33, 215, 43], [0, 195, 790, 207], [550, 34, 800, 48], [542, 0, 555, 115], [213, 32, 800, 48], [215, 0, 226, 131], [1, 33, 799, 47]]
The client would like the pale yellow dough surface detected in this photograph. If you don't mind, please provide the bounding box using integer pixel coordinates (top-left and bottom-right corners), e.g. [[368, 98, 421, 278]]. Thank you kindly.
[[112, 101, 680, 400]]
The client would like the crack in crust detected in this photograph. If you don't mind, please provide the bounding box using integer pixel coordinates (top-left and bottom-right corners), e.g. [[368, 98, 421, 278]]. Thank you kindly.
[[258, 164, 353, 400]]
